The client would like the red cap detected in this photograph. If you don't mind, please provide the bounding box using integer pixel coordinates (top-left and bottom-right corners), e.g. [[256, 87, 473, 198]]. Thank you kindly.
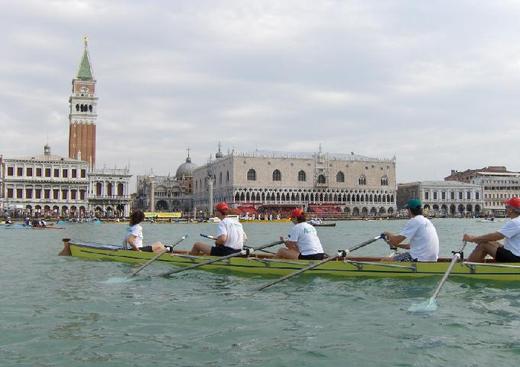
[[291, 208, 305, 219], [505, 197, 520, 209], [215, 202, 229, 214]]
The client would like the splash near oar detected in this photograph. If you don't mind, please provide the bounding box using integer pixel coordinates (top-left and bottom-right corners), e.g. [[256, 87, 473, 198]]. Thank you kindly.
[[256, 234, 385, 291], [409, 241, 468, 313], [158, 239, 284, 277]]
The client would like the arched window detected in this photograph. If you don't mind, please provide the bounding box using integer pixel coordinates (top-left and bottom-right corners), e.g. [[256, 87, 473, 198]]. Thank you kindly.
[[96, 182, 102, 196], [226, 171, 230, 183], [75, 104, 79, 111], [247, 169, 256, 181], [318, 175, 326, 184], [219, 172, 223, 185], [117, 183, 124, 196], [272, 169, 281, 181], [298, 170, 306, 182], [381, 175, 388, 186], [359, 175, 367, 185], [89, 105, 93, 112], [336, 171, 345, 183]]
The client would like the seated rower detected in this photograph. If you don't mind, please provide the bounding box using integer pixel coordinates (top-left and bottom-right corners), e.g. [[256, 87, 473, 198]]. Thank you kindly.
[[463, 197, 520, 262], [384, 198, 439, 262], [276, 208, 326, 260], [190, 202, 247, 256], [124, 210, 167, 253]]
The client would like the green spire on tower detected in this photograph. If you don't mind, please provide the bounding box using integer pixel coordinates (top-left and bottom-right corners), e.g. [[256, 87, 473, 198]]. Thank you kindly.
[[77, 36, 94, 80]]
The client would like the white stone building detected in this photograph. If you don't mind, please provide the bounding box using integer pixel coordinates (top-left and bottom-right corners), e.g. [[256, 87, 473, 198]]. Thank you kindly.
[[88, 167, 132, 217], [397, 181, 483, 216], [445, 166, 520, 216], [1, 145, 89, 217], [192, 147, 397, 217], [471, 172, 520, 216]]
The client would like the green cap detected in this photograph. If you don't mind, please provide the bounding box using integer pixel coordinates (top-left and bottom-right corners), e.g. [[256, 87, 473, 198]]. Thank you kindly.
[[404, 198, 422, 209]]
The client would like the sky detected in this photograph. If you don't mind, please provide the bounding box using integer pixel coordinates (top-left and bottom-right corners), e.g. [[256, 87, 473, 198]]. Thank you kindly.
[[1, 0, 520, 185]]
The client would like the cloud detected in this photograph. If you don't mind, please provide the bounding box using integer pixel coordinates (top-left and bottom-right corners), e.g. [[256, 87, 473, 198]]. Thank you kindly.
[[2, 0, 520, 188]]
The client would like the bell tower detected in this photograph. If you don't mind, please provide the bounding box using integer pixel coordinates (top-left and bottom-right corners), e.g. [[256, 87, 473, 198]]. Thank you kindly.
[[68, 36, 97, 168]]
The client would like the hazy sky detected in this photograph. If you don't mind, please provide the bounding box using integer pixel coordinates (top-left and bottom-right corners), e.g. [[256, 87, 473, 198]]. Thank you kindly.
[[2, 0, 520, 184]]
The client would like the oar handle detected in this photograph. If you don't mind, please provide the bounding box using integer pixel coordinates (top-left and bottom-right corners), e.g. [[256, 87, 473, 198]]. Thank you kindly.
[[200, 233, 216, 240]]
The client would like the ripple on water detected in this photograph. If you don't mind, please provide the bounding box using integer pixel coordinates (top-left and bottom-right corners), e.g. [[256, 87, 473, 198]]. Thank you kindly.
[[2, 220, 520, 366]]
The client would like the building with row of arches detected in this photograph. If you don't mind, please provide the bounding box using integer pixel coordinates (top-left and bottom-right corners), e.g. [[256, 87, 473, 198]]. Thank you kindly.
[[397, 181, 483, 217], [192, 147, 397, 217], [0, 145, 131, 218]]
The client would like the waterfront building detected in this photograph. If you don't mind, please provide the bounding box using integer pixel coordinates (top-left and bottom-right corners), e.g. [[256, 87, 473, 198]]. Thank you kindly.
[[397, 181, 483, 217], [134, 153, 196, 213], [192, 146, 397, 217], [1, 145, 89, 217], [88, 167, 132, 217], [69, 37, 97, 169], [445, 166, 520, 216]]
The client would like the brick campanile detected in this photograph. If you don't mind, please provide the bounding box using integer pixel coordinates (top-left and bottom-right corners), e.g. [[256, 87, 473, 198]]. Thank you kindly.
[[68, 36, 97, 169]]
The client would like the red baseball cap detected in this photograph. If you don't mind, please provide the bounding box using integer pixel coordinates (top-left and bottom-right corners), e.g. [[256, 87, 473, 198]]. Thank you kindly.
[[505, 197, 520, 209], [291, 208, 305, 219], [215, 202, 229, 214]]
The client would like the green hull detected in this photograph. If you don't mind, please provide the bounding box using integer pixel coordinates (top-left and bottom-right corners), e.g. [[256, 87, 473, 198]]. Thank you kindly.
[[66, 240, 520, 281]]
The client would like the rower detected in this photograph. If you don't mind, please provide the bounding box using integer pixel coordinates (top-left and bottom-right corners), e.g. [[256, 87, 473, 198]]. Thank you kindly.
[[275, 208, 326, 260], [189, 202, 247, 256], [384, 198, 439, 262], [464, 197, 520, 262], [124, 210, 168, 253]]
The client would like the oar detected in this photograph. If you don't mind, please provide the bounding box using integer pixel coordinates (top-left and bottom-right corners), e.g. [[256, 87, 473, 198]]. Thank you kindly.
[[256, 234, 385, 291], [129, 234, 188, 277], [201, 233, 275, 254], [409, 241, 468, 312], [200, 233, 216, 240], [158, 239, 284, 277]]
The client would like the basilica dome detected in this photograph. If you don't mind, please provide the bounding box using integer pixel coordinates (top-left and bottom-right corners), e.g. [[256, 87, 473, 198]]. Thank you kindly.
[[176, 155, 197, 179]]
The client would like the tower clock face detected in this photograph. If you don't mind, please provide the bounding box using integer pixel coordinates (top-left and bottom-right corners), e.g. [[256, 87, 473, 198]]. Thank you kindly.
[[80, 86, 88, 93]]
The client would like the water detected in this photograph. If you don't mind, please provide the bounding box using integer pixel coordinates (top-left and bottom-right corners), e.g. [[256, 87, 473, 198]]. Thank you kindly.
[[1, 219, 520, 366]]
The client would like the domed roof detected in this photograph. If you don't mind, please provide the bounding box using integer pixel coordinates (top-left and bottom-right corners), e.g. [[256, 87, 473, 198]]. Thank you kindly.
[[176, 155, 197, 179]]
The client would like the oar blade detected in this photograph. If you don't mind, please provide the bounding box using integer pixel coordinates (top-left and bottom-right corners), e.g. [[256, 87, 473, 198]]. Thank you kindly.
[[408, 297, 438, 313]]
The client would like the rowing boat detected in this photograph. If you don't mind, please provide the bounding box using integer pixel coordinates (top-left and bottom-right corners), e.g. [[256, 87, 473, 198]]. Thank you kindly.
[[60, 239, 520, 281]]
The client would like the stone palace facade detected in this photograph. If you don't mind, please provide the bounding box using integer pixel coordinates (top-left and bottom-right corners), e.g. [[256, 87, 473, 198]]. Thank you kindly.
[[192, 147, 397, 217]]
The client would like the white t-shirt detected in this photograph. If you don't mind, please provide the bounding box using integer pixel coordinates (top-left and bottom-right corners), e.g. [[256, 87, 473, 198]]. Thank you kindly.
[[499, 216, 520, 256], [399, 215, 439, 261], [125, 224, 143, 249], [216, 217, 247, 250], [288, 222, 324, 256]]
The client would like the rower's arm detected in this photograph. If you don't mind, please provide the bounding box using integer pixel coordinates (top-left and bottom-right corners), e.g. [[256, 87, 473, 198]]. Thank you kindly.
[[463, 231, 504, 244], [127, 235, 141, 251], [384, 232, 407, 248], [215, 234, 227, 246], [285, 240, 298, 251]]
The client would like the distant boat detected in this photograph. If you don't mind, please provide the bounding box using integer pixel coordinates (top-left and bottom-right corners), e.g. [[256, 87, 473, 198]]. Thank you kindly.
[[476, 218, 501, 223], [308, 219, 336, 227]]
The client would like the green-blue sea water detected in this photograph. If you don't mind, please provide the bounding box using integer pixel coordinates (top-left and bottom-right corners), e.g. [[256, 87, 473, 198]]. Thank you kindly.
[[1, 219, 520, 367]]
